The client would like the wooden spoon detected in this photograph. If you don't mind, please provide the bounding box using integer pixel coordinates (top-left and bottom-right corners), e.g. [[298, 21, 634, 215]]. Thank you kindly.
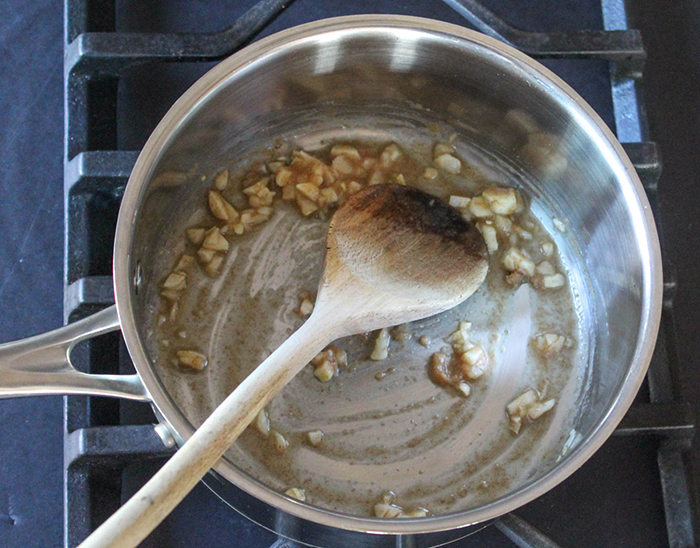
[[80, 184, 488, 548]]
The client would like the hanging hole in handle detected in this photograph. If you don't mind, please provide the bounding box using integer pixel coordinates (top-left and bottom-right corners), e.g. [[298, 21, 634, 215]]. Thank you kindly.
[[133, 261, 143, 295]]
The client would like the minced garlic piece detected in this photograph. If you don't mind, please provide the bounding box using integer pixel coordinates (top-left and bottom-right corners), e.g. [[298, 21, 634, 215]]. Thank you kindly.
[[434, 153, 461, 174], [506, 389, 556, 434], [541, 241, 555, 257], [310, 346, 347, 382], [255, 408, 270, 436], [477, 222, 498, 253], [456, 382, 471, 398], [534, 333, 566, 356], [482, 187, 518, 215], [535, 260, 556, 275], [285, 487, 306, 501], [271, 430, 289, 453], [186, 227, 205, 245], [204, 254, 224, 277], [201, 227, 229, 251], [423, 167, 438, 179], [163, 272, 186, 291], [174, 254, 195, 272], [502, 247, 535, 277], [552, 217, 567, 232], [448, 195, 471, 209], [370, 328, 391, 360], [445, 321, 473, 353], [307, 430, 324, 446], [543, 273, 566, 288], [373, 492, 428, 519], [213, 170, 229, 190], [459, 345, 488, 379], [379, 143, 402, 168], [330, 144, 361, 160], [374, 503, 403, 518], [468, 196, 493, 218], [176, 350, 207, 371], [299, 299, 314, 316], [208, 190, 238, 222]]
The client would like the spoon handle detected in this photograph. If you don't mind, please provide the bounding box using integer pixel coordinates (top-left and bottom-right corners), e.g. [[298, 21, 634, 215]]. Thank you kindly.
[[79, 311, 335, 548]]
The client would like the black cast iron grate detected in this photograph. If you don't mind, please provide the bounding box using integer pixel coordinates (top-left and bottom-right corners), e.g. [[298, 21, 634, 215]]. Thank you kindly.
[[62, 1, 696, 547]]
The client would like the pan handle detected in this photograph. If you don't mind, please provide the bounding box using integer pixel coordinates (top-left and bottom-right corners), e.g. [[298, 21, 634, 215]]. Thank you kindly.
[[0, 305, 149, 401]]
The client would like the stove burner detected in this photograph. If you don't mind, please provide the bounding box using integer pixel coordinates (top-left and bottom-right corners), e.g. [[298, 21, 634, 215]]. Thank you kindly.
[[62, 1, 695, 546]]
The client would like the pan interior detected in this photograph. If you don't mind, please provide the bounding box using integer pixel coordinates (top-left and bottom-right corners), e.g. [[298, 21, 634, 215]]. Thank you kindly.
[[141, 109, 590, 517], [123, 22, 651, 528]]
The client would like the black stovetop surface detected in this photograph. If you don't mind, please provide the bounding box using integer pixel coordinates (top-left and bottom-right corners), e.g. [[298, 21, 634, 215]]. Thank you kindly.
[[1, 1, 699, 547]]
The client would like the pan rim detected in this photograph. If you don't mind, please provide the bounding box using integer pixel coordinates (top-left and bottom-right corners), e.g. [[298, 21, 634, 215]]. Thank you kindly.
[[113, 14, 663, 535]]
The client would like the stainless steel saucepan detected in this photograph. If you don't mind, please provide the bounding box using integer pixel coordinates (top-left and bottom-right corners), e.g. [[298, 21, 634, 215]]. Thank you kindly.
[[0, 16, 661, 547]]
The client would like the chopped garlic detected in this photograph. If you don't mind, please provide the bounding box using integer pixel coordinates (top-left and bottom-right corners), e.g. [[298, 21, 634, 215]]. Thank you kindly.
[[502, 247, 535, 277], [275, 166, 293, 187], [482, 187, 518, 215], [535, 261, 556, 275], [534, 333, 566, 356], [552, 217, 567, 232], [330, 144, 360, 160], [448, 195, 471, 209], [434, 153, 461, 174], [271, 430, 289, 453], [295, 182, 319, 201], [186, 227, 205, 245], [368, 169, 384, 186], [428, 352, 452, 386], [418, 335, 431, 347], [313, 360, 336, 382], [460, 345, 488, 379], [197, 248, 215, 264], [296, 196, 318, 216], [543, 273, 566, 288], [456, 382, 471, 398], [208, 190, 238, 222], [446, 321, 473, 353], [513, 225, 533, 240], [541, 241, 555, 258], [204, 254, 224, 277], [468, 196, 493, 218], [332, 154, 355, 176], [163, 272, 186, 291], [379, 144, 402, 168], [374, 503, 403, 518], [479, 223, 498, 253], [201, 227, 229, 251], [423, 167, 438, 179], [213, 170, 229, 190], [433, 142, 454, 157], [176, 350, 207, 371], [299, 298, 314, 316], [307, 430, 324, 446], [174, 254, 195, 272], [370, 328, 391, 360], [285, 487, 306, 501], [255, 408, 270, 436], [506, 389, 556, 434], [528, 399, 556, 420], [493, 214, 513, 235]]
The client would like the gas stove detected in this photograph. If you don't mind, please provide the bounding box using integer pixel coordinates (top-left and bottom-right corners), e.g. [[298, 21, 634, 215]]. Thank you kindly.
[[0, 1, 697, 547]]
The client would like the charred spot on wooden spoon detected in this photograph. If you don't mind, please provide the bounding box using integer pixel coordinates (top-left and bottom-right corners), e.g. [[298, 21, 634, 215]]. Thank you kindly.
[[333, 184, 487, 260], [327, 184, 489, 301]]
